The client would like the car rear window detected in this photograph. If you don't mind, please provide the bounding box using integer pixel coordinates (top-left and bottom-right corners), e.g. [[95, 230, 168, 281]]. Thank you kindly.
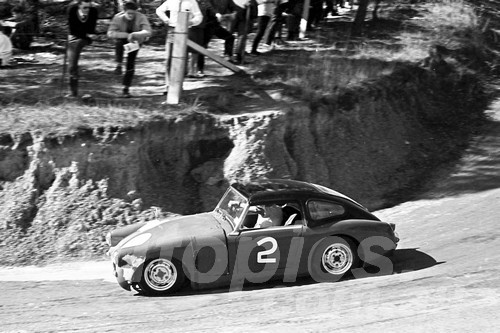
[[308, 200, 346, 220]]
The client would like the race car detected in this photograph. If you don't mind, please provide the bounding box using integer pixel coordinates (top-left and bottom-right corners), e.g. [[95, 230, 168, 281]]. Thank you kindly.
[[106, 179, 399, 295]]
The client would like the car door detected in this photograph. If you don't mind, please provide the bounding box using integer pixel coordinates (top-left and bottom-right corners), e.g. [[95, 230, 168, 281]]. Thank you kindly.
[[226, 223, 303, 284]]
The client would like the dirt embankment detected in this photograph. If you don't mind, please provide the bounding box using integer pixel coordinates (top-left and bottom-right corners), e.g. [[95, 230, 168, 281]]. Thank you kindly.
[[0, 58, 488, 265]]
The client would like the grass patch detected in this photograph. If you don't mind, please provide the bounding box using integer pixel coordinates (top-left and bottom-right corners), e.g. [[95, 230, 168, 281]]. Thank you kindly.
[[0, 104, 148, 135], [0, 101, 204, 136], [284, 55, 399, 93], [0, 1, 492, 134], [414, 0, 483, 51], [263, 0, 487, 99]]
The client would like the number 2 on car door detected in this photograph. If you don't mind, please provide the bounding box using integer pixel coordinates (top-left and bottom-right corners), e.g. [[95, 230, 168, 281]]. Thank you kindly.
[[257, 237, 278, 263]]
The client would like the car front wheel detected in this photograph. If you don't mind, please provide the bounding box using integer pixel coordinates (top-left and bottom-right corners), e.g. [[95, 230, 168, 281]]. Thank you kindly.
[[309, 236, 360, 282], [138, 258, 185, 295]]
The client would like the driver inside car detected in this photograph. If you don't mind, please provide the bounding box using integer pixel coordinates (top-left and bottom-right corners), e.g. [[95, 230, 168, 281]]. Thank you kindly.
[[253, 204, 283, 228]]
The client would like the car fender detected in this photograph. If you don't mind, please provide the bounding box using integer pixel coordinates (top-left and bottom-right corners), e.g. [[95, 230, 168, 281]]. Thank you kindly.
[[124, 229, 229, 286], [328, 219, 397, 261], [107, 222, 147, 247], [303, 219, 396, 261], [185, 233, 231, 285]]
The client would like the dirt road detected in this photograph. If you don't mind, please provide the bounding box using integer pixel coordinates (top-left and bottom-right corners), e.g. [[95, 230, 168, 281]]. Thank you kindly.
[[1, 103, 499, 332]]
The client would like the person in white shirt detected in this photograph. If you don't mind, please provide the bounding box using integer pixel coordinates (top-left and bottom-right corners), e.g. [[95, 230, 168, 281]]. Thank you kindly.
[[253, 204, 283, 228], [0, 24, 13, 67], [156, 0, 203, 92]]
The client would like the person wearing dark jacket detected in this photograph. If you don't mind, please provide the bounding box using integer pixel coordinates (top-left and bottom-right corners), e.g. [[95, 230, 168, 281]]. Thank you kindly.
[[66, 0, 98, 97], [9, 5, 35, 50], [197, 0, 236, 74], [206, 0, 237, 58]]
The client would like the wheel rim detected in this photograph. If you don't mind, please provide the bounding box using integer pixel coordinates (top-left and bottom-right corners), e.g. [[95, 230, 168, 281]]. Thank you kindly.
[[321, 243, 353, 275], [144, 258, 178, 291]]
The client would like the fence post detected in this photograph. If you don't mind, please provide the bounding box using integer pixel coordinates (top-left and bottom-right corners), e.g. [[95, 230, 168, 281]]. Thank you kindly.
[[166, 11, 189, 105]]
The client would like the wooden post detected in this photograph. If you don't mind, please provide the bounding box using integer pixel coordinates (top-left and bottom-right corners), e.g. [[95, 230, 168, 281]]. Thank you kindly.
[[166, 11, 189, 105], [299, 0, 311, 39], [186, 40, 244, 73]]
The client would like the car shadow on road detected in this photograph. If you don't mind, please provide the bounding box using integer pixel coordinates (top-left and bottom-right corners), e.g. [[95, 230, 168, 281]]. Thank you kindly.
[[391, 248, 444, 274], [134, 248, 443, 297], [360, 248, 444, 278], [137, 275, 320, 298]]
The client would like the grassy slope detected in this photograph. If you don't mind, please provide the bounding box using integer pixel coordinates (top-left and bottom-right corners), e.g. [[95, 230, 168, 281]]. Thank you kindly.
[[0, 1, 494, 133]]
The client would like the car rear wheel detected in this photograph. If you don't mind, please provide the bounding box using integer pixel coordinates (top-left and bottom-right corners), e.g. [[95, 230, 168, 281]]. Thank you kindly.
[[309, 236, 360, 282], [138, 258, 185, 295]]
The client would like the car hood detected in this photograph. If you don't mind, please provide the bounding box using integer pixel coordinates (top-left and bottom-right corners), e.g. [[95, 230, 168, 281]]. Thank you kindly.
[[113, 212, 233, 253]]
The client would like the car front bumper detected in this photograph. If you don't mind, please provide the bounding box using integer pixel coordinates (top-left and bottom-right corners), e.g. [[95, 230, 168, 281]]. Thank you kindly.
[[113, 263, 131, 291], [111, 253, 145, 291]]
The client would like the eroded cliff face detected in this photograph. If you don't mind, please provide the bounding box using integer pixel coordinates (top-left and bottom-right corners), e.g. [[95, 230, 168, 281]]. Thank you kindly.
[[0, 65, 486, 264]]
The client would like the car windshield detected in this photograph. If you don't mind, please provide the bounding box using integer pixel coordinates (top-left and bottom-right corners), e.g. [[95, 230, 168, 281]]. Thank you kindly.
[[215, 186, 249, 228]]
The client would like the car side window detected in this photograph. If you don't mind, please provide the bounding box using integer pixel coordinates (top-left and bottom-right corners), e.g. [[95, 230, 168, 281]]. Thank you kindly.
[[308, 200, 345, 221], [241, 202, 303, 229]]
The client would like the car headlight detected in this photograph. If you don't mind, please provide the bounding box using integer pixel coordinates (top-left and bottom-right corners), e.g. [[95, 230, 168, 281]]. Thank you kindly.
[[121, 233, 152, 249]]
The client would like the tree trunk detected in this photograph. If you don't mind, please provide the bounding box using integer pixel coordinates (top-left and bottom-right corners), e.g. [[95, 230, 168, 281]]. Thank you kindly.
[[351, 0, 369, 37]]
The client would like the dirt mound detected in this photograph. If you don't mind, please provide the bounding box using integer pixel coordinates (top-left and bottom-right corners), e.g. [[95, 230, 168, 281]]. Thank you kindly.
[[0, 160, 178, 266]]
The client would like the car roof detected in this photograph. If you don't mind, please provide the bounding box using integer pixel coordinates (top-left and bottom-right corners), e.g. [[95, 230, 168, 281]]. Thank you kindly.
[[231, 179, 364, 208]]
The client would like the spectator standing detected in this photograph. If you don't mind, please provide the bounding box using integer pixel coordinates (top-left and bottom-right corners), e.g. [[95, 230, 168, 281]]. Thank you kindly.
[[186, 0, 210, 77], [211, 0, 238, 31], [263, 0, 288, 47], [231, 0, 256, 64], [308, 0, 323, 29], [0, 23, 13, 67], [250, 0, 277, 55], [209, 0, 238, 58], [9, 5, 35, 50], [108, 0, 152, 97], [197, 0, 236, 74], [66, 0, 98, 97], [155, 0, 203, 91], [286, 0, 302, 41]]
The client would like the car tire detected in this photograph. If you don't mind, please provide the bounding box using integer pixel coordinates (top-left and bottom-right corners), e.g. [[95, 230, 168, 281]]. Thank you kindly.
[[137, 258, 185, 295], [308, 236, 360, 282]]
